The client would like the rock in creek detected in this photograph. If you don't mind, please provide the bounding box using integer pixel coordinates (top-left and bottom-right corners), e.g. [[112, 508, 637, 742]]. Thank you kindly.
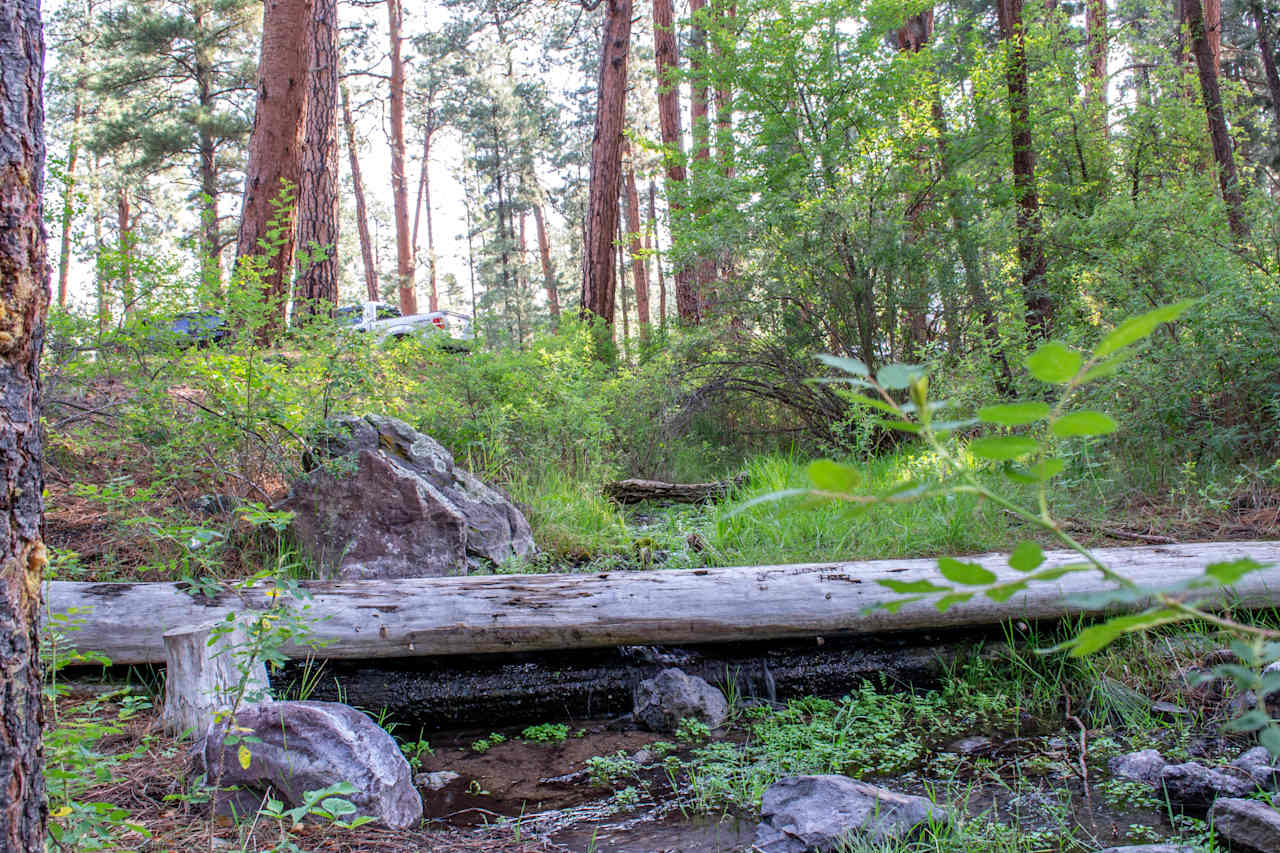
[[1098, 846, 1198, 853], [1109, 750, 1168, 786], [281, 414, 535, 578], [754, 775, 946, 852], [634, 667, 729, 732], [196, 700, 422, 830], [1158, 761, 1253, 807], [1208, 797, 1280, 853], [1233, 745, 1280, 790]]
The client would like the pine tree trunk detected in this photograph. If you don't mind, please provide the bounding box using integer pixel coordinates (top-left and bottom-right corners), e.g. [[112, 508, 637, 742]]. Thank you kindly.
[[193, 7, 222, 297], [1251, 2, 1280, 145], [0, 0, 51, 844], [117, 186, 135, 317], [90, 155, 108, 331], [617, 214, 630, 356], [895, 10, 935, 363], [649, 180, 667, 326], [236, 0, 312, 336], [581, 0, 632, 330], [294, 0, 340, 320], [652, 0, 698, 324], [341, 81, 379, 302], [533, 204, 559, 321], [411, 128, 438, 311], [688, 0, 717, 314], [1184, 0, 1248, 242], [1085, 0, 1107, 130], [57, 88, 82, 308], [387, 0, 416, 315], [997, 0, 1052, 341], [623, 153, 650, 331]]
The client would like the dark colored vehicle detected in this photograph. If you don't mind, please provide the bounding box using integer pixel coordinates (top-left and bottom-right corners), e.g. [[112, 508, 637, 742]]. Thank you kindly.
[[148, 311, 230, 348], [335, 303, 402, 325]]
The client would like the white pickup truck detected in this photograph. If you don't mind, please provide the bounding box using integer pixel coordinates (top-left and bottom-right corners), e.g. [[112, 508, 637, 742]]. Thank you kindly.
[[350, 302, 474, 348]]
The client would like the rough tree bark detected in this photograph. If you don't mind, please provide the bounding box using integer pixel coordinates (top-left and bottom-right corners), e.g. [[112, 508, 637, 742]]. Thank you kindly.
[[648, 180, 667, 325], [116, 185, 134, 317], [996, 0, 1052, 341], [235, 0, 312, 335], [341, 81, 379, 302], [623, 152, 650, 332], [895, 9, 934, 363], [294, 0, 339, 320], [0, 0, 50, 845], [1085, 0, 1107, 129], [193, 3, 222, 296], [1253, 1, 1280, 139], [652, 0, 698, 323], [580, 0, 632, 329], [688, 0, 717, 313], [1184, 0, 1248, 242], [533, 204, 559, 321], [387, 0, 416, 315]]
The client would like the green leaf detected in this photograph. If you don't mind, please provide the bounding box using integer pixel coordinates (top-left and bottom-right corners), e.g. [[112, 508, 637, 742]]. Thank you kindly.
[[816, 353, 870, 377], [874, 419, 920, 434], [935, 592, 973, 612], [1001, 464, 1039, 485], [1062, 608, 1186, 657], [848, 394, 900, 415], [1260, 725, 1280, 758], [878, 578, 952, 594], [1094, 301, 1196, 358], [1029, 458, 1067, 480], [931, 418, 979, 434], [1026, 342, 1083, 384], [1050, 411, 1118, 437], [1080, 352, 1130, 383], [1024, 565, 1091, 582], [978, 402, 1051, 426], [986, 581, 1027, 602], [876, 595, 926, 613], [876, 363, 922, 390], [938, 557, 997, 586], [969, 435, 1039, 460], [1009, 541, 1045, 572], [1204, 558, 1267, 585], [807, 460, 861, 493], [1225, 710, 1273, 733]]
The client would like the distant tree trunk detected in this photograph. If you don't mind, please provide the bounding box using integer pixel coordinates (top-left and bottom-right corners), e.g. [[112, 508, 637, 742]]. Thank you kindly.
[[648, 180, 666, 326], [1251, 2, 1280, 144], [387, 0, 415, 315], [411, 128, 438, 311], [193, 5, 222, 297], [895, 9, 935, 363], [0, 0, 51, 846], [617, 214, 630, 355], [652, 0, 698, 323], [294, 0, 340, 320], [1085, 0, 1107, 130], [688, 0, 717, 313], [57, 84, 83, 308], [580, 0, 632, 332], [533, 204, 559, 322], [236, 0, 312, 335], [90, 156, 109, 331], [713, 1, 735, 180], [116, 186, 135, 317], [1204, 0, 1221, 72], [1184, 0, 1248, 242], [341, 82, 379, 302], [623, 153, 650, 332], [996, 0, 1052, 341]]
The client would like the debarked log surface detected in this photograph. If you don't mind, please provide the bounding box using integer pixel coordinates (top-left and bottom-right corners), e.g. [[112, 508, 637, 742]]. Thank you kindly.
[[44, 541, 1280, 665]]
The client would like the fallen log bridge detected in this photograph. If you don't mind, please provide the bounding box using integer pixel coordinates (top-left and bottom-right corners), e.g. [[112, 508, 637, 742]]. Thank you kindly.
[[44, 542, 1280, 666]]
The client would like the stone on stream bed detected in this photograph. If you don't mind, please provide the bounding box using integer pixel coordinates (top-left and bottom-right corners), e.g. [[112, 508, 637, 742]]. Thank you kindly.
[[753, 775, 946, 852], [633, 667, 729, 733], [281, 414, 535, 578], [1109, 750, 1169, 786], [1232, 745, 1280, 789], [196, 700, 422, 829], [1208, 797, 1280, 853], [1158, 761, 1254, 807], [1098, 846, 1198, 853]]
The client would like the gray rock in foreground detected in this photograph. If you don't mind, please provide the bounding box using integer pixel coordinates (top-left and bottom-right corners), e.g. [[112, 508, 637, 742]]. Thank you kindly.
[[753, 775, 945, 852], [633, 667, 729, 732], [196, 700, 422, 829], [1158, 761, 1253, 807], [281, 414, 535, 578], [1109, 750, 1168, 786], [1098, 846, 1197, 853], [1233, 745, 1280, 790], [1209, 797, 1280, 853]]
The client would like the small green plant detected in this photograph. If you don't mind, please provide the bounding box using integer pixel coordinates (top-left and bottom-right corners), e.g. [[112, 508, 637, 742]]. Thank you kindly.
[[675, 717, 712, 743], [259, 781, 375, 830], [471, 732, 508, 753], [586, 750, 640, 787], [520, 722, 570, 744], [400, 736, 434, 771]]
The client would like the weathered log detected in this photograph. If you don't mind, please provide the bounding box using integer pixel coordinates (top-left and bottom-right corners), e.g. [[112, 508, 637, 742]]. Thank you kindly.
[[603, 474, 748, 504], [162, 619, 272, 738], [276, 632, 991, 730], [43, 542, 1280, 665]]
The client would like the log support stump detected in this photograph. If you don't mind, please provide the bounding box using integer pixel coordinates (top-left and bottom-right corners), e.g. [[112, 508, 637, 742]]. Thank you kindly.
[[162, 618, 273, 738]]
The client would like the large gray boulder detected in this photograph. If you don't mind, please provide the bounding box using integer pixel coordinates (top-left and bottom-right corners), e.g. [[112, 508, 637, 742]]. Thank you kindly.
[[1158, 761, 1253, 807], [1109, 749, 1168, 785], [634, 667, 729, 733], [1233, 746, 1280, 790], [282, 414, 535, 578], [1208, 798, 1280, 853], [196, 700, 422, 830], [754, 775, 945, 852]]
